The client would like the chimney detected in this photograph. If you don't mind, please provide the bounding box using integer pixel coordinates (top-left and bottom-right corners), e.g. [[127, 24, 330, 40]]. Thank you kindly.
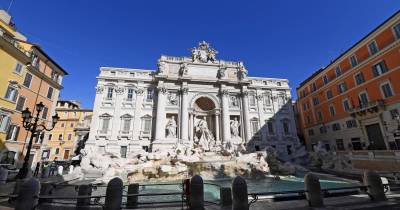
[[0, 10, 11, 25]]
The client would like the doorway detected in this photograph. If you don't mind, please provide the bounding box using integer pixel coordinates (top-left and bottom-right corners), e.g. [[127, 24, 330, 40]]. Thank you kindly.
[[365, 123, 386, 150]]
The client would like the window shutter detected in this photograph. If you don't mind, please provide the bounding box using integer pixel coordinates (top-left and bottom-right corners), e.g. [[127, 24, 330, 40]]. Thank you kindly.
[[6, 125, 14, 140], [13, 126, 19, 141]]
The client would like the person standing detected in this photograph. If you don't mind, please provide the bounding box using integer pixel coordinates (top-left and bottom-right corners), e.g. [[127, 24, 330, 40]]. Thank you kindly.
[[33, 161, 41, 177]]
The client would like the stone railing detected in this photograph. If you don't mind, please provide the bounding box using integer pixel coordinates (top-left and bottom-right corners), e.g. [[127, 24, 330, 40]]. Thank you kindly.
[[335, 150, 400, 161], [349, 100, 385, 117]]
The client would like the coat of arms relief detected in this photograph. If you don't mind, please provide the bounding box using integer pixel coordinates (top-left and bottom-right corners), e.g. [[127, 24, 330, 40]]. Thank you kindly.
[[190, 41, 218, 63]]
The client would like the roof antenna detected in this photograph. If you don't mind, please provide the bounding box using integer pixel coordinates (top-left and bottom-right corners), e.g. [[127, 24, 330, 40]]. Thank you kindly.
[[7, 0, 15, 13]]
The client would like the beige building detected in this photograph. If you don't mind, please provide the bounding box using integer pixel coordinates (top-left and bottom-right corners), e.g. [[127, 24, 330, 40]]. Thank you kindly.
[[42, 100, 92, 161]]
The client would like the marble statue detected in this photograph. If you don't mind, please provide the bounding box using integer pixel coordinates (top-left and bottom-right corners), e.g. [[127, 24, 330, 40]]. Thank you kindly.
[[166, 116, 177, 138], [230, 96, 239, 107], [190, 41, 218, 63], [230, 117, 240, 138], [238, 62, 248, 80], [194, 116, 214, 151], [157, 61, 167, 73], [179, 63, 188, 76]]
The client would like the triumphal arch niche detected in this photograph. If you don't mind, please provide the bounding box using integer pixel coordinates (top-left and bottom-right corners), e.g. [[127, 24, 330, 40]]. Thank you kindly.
[[89, 41, 298, 160]]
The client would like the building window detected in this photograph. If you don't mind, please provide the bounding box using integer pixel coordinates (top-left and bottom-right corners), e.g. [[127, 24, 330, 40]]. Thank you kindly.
[[263, 94, 271, 106], [42, 106, 48, 119], [308, 129, 314, 136], [380, 82, 393, 98], [323, 75, 329, 84], [249, 94, 256, 107], [14, 62, 23, 74], [311, 83, 317, 92], [70, 123, 74, 128], [0, 113, 11, 133], [350, 55, 358, 67], [267, 121, 274, 135], [282, 121, 290, 135], [342, 99, 351, 112], [346, 119, 357, 128], [337, 82, 347, 94], [306, 115, 312, 124], [317, 111, 323, 121], [332, 123, 341, 131], [277, 82, 281, 86], [122, 117, 131, 134], [101, 118, 110, 134], [6, 124, 19, 141], [319, 126, 327, 134], [58, 134, 63, 140], [146, 88, 153, 101], [55, 148, 60, 154], [354, 72, 365, 85], [359, 92, 369, 106], [15, 96, 26, 111], [127, 88, 134, 101], [120, 146, 127, 158], [393, 22, 400, 39], [351, 138, 362, 150], [4, 85, 18, 102], [47, 87, 54, 99], [68, 134, 72, 140], [329, 105, 336, 116], [335, 66, 342, 77], [303, 102, 309, 111], [390, 109, 399, 119], [372, 61, 388, 77], [142, 117, 152, 134], [0, 151, 16, 165], [312, 97, 319, 106], [48, 134, 52, 140], [106, 87, 114, 100], [326, 90, 333, 100], [336, 139, 345, 151], [23, 73, 32, 88], [250, 119, 259, 135], [368, 41, 379, 55]]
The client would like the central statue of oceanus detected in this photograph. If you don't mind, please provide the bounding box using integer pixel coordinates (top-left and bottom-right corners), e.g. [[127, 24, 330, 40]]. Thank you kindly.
[[194, 116, 214, 151]]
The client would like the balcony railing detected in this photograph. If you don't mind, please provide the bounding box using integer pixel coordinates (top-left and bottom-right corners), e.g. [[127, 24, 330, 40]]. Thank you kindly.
[[349, 100, 385, 117]]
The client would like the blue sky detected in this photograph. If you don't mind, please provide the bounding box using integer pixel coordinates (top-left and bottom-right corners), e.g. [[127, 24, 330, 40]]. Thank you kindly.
[[1, 0, 399, 108]]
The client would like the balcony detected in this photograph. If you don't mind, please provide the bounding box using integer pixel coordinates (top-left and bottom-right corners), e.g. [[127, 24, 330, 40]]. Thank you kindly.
[[349, 100, 385, 118], [0, 29, 31, 64]]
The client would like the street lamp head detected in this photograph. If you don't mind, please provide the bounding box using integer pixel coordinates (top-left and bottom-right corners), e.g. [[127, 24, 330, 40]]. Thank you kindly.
[[36, 102, 45, 112], [52, 113, 60, 125], [21, 108, 31, 123]]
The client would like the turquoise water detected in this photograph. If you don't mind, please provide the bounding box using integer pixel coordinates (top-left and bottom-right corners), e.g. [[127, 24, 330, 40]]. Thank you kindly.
[[136, 174, 360, 203]]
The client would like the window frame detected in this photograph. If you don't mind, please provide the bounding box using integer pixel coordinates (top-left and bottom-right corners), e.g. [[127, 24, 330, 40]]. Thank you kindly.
[[47, 86, 54, 99], [380, 81, 394, 99], [358, 91, 369, 106], [15, 96, 26, 111], [23, 73, 32, 88], [4, 85, 18, 102], [14, 62, 23, 74], [349, 54, 358, 67], [354, 72, 365, 85], [342, 98, 351, 112], [335, 66, 342, 77], [329, 104, 336, 116], [393, 22, 400, 39], [367, 40, 379, 55]]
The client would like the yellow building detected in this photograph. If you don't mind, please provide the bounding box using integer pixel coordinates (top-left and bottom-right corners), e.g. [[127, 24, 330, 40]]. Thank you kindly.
[[0, 10, 31, 149], [43, 100, 92, 161], [0, 10, 68, 167]]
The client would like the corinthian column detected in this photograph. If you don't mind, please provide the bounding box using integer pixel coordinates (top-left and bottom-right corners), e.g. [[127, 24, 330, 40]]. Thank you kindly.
[[180, 88, 189, 143], [155, 87, 167, 141], [221, 89, 230, 143], [133, 88, 144, 140], [242, 89, 252, 142]]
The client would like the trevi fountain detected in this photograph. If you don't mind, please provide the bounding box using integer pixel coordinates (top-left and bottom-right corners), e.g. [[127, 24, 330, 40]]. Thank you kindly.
[[67, 42, 354, 184]]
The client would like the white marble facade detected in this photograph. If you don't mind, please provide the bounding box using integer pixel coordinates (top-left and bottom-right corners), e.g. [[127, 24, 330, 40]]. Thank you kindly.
[[87, 42, 299, 159]]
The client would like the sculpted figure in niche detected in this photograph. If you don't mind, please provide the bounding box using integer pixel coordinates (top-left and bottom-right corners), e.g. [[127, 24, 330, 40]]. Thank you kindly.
[[238, 62, 248, 80], [166, 116, 177, 138], [194, 116, 214, 151], [230, 117, 240, 138]]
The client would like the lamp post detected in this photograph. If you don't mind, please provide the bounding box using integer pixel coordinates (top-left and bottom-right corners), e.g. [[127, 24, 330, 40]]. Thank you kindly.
[[16, 102, 59, 179]]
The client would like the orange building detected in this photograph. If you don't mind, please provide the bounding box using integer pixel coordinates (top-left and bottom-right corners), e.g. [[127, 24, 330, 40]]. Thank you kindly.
[[296, 10, 400, 163], [0, 10, 68, 168]]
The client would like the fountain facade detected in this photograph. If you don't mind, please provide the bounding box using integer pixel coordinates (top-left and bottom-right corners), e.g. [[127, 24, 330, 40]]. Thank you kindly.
[[74, 42, 308, 182]]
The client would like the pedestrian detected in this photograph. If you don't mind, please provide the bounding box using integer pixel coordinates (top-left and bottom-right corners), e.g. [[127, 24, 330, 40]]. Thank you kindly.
[[33, 161, 41, 177], [50, 157, 57, 176]]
